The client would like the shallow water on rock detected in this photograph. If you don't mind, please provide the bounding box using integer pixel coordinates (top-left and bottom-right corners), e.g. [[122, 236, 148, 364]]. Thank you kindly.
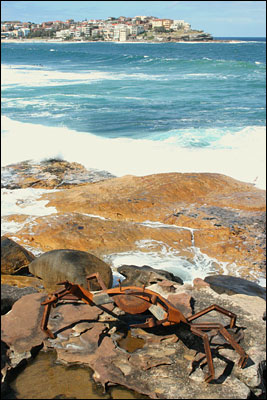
[[117, 330, 145, 353], [8, 350, 149, 399]]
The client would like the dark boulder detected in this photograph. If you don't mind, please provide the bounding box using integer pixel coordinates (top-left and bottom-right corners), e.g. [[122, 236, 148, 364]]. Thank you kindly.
[[1, 236, 35, 275], [117, 264, 183, 287], [204, 275, 266, 300]]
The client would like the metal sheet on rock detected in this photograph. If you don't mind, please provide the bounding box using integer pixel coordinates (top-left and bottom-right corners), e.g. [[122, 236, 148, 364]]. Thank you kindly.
[[113, 294, 151, 314]]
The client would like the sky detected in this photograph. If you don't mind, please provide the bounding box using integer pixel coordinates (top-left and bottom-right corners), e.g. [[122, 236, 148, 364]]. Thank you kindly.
[[1, 1, 266, 37]]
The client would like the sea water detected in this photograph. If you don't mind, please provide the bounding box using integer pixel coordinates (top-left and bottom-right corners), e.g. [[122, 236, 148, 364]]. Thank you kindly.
[[1, 38, 266, 285]]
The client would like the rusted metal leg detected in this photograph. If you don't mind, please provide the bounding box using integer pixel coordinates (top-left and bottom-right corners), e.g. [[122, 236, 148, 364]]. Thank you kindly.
[[191, 322, 248, 371], [219, 325, 248, 368], [41, 286, 82, 338], [190, 325, 215, 383], [86, 272, 107, 291], [41, 302, 55, 339], [187, 304, 237, 328]]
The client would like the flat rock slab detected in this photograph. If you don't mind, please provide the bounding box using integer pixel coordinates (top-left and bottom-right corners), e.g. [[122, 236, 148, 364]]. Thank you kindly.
[[9, 172, 265, 283], [1, 286, 266, 399], [1, 292, 47, 354]]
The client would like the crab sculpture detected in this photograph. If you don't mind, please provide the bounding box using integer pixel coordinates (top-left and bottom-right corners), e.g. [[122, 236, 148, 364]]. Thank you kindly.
[[41, 273, 248, 383]]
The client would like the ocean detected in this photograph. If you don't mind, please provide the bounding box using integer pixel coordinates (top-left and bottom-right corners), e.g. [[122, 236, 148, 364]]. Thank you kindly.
[[1, 38, 266, 286]]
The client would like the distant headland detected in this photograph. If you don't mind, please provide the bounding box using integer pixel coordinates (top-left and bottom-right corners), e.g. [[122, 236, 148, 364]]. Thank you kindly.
[[1, 15, 219, 43]]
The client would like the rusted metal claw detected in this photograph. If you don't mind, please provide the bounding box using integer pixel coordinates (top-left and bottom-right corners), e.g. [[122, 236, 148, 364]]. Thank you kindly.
[[40, 274, 248, 383]]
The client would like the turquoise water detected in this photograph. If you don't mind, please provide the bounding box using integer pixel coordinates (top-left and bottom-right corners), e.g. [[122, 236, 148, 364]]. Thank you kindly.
[[1, 38, 266, 188], [1, 38, 266, 286]]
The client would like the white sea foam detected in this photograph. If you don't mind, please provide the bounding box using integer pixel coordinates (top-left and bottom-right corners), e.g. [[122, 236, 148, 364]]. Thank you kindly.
[[103, 239, 239, 284], [1, 64, 161, 88], [1, 116, 265, 190], [1, 188, 58, 218]]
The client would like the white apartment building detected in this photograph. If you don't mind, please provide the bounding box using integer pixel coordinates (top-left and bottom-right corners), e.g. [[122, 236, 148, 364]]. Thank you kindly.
[[91, 28, 100, 38], [129, 25, 145, 36], [119, 26, 129, 41], [82, 25, 91, 36], [113, 24, 130, 41], [102, 24, 114, 40], [21, 28, 30, 36], [13, 30, 23, 37], [171, 20, 191, 31], [56, 29, 72, 38]]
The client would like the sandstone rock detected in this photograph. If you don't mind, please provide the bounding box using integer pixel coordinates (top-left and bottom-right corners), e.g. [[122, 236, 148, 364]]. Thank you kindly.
[[1, 284, 266, 399], [204, 275, 266, 300], [1, 274, 45, 291], [157, 280, 177, 293], [1, 292, 47, 354], [38, 173, 265, 279], [118, 265, 183, 287], [193, 277, 210, 289], [29, 249, 113, 290], [1, 236, 35, 275], [1, 159, 115, 189], [7, 173, 265, 283], [167, 292, 193, 317], [11, 212, 192, 261]]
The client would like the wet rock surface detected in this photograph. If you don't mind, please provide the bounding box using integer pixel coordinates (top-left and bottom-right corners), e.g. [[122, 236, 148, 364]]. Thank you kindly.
[[1, 166, 266, 397], [1, 278, 266, 399], [5, 171, 265, 283], [1, 159, 116, 189]]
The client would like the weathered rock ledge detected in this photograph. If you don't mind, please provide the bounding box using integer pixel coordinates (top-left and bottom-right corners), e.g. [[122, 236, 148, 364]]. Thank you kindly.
[[1, 276, 266, 399], [1, 159, 115, 189], [3, 169, 265, 283]]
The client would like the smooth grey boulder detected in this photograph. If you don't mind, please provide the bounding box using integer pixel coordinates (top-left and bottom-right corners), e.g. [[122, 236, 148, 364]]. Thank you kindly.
[[29, 249, 113, 290]]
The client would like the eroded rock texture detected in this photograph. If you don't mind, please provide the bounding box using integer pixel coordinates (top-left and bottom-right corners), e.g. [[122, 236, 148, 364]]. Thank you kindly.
[[1, 280, 266, 399]]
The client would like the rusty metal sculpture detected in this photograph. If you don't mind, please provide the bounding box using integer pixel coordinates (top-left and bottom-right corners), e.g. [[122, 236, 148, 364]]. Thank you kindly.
[[41, 273, 248, 383]]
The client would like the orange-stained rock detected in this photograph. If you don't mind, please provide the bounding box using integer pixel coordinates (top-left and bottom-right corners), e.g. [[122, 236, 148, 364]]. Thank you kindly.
[[1, 274, 45, 291], [11, 212, 192, 258], [41, 173, 266, 218], [4, 172, 266, 284], [1, 236, 35, 275]]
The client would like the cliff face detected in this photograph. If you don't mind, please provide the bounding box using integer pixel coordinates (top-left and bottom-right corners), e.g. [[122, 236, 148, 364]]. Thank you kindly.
[[142, 29, 213, 42]]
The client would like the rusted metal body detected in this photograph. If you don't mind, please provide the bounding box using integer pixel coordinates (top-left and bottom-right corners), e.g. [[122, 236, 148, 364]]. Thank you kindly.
[[41, 273, 248, 383]]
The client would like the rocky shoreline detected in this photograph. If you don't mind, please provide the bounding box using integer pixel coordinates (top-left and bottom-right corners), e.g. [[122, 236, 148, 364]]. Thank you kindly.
[[1, 38, 241, 44], [1, 262, 266, 399], [2, 159, 265, 284], [1, 159, 266, 398]]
